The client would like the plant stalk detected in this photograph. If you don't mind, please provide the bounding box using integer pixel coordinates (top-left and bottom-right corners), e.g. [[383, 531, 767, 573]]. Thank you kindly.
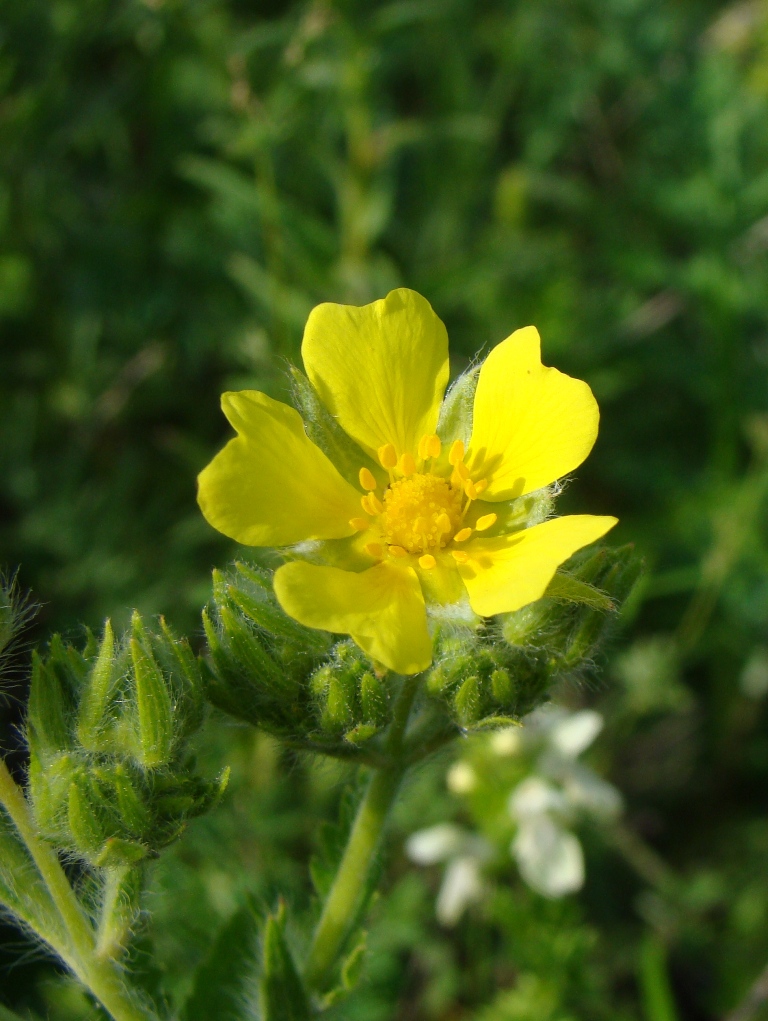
[[0, 759, 155, 1021], [303, 674, 419, 992]]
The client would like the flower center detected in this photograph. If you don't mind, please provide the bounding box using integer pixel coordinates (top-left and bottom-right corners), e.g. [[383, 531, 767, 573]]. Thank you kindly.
[[383, 474, 462, 554], [349, 435, 497, 569]]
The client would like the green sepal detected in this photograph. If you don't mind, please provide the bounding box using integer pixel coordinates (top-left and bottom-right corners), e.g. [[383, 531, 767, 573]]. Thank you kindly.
[[94, 837, 149, 868], [454, 674, 483, 726], [290, 365, 380, 488], [129, 613, 174, 768], [27, 650, 75, 754], [76, 618, 117, 750], [68, 778, 108, 855], [546, 571, 615, 611], [96, 864, 145, 959], [260, 903, 311, 1021], [437, 365, 478, 447]]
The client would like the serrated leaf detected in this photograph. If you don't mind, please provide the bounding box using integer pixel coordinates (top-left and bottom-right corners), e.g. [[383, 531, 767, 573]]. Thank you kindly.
[[259, 904, 310, 1021], [181, 898, 263, 1021], [546, 572, 615, 611]]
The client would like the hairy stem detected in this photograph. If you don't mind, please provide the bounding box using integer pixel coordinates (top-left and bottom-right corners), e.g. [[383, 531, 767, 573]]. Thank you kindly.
[[303, 674, 419, 992], [0, 759, 156, 1021]]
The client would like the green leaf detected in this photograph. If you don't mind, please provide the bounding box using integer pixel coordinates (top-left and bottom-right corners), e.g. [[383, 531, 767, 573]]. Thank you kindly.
[[640, 933, 680, 1021], [546, 572, 615, 611], [259, 904, 311, 1021], [181, 898, 263, 1021]]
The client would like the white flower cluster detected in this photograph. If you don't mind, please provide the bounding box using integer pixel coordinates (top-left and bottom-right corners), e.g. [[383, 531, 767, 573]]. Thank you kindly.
[[406, 706, 622, 924]]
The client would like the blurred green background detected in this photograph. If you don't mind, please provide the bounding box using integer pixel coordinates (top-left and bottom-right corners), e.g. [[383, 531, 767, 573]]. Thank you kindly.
[[3, 0, 768, 1018]]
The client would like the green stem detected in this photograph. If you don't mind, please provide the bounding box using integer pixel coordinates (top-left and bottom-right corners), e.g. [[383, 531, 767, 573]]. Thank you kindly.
[[0, 759, 156, 1021], [303, 674, 419, 992]]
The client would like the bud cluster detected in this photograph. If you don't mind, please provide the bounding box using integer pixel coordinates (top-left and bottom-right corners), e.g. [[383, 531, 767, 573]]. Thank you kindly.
[[204, 563, 396, 756], [26, 613, 227, 868], [425, 545, 640, 730]]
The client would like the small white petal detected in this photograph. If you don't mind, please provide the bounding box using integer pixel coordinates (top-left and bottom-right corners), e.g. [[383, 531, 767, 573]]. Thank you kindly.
[[436, 855, 484, 926], [549, 710, 603, 758], [564, 763, 622, 819], [406, 823, 466, 865], [512, 817, 584, 897], [509, 776, 566, 820]]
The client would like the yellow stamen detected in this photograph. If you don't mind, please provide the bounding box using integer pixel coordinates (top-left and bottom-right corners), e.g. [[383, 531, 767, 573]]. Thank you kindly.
[[427, 434, 442, 459], [359, 467, 377, 491], [448, 439, 465, 466], [361, 493, 384, 515], [451, 550, 470, 564], [419, 554, 436, 570], [464, 479, 478, 501], [453, 527, 472, 543], [474, 478, 488, 495], [436, 512, 452, 534], [418, 434, 431, 461], [350, 517, 371, 531], [378, 443, 398, 470], [475, 513, 497, 531], [388, 545, 408, 558], [400, 452, 417, 476], [456, 462, 470, 482], [365, 541, 384, 558]]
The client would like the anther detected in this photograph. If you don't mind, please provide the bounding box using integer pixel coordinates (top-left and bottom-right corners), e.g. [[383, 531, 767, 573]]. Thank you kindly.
[[359, 467, 377, 491], [453, 527, 472, 543], [427, 434, 442, 459], [365, 542, 384, 559], [388, 545, 408, 558], [418, 434, 431, 461], [378, 443, 398, 470], [414, 516, 430, 535], [474, 478, 488, 495], [455, 462, 470, 482], [350, 517, 371, 531], [361, 494, 383, 515], [475, 513, 497, 531], [451, 550, 470, 564], [419, 554, 436, 570], [400, 452, 417, 476], [448, 439, 465, 466], [464, 479, 478, 501], [436, 512, 452, 534]]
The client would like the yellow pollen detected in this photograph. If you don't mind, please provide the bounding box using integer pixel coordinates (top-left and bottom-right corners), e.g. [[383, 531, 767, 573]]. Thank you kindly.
[[453, 527, 472, 543], [400, 452, 417, 476], [451, 550, 470, 564], [378, 443, 398, 470], [365, 541, 384, 558], [475, 513, 497, 531], [389, 545, 408, 558], [359, 467, 377, 491], [350, 517, 371, 531], [382, 472, 463, 554], [448, 439, 465, 466], [419, 554, 436, 570]]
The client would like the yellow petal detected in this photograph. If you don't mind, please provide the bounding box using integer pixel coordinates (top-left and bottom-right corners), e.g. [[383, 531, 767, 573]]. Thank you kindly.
[[197, 390, 361, 546], [273, 560, 432, 675], [468, 327, 599, 500], [458, 515, 618, 617], [302, 288, 449, 460]]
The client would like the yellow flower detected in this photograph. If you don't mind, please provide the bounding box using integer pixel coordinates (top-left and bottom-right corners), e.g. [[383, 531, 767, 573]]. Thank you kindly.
[[198, 289, 616, 675]]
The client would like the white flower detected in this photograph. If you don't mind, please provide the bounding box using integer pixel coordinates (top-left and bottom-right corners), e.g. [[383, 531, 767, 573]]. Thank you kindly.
[[405, 824, 492, 926], [506, 706, 622, 898]]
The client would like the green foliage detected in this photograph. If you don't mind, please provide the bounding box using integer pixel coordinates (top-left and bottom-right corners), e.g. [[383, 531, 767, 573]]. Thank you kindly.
[[25, 614, 226, 868], [425, 545, 640, 729], [4, 0, 768, 1018]]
